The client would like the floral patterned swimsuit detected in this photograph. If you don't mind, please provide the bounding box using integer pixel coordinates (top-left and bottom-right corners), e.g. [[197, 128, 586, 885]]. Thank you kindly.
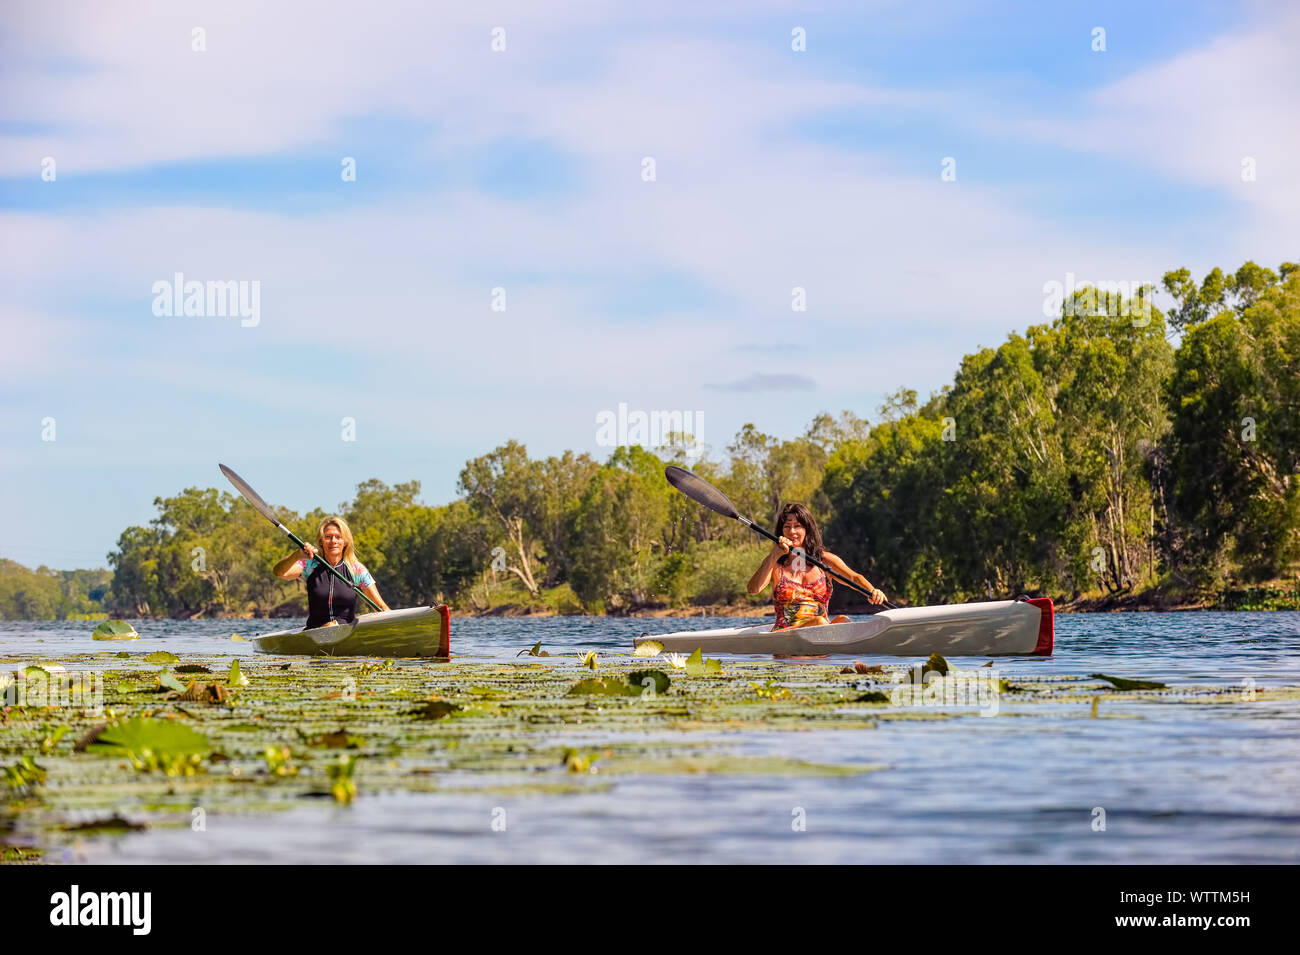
[[772, 560, 833, 630]]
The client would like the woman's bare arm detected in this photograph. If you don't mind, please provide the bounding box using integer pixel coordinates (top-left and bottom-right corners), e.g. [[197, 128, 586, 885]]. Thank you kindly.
[[361, 583, 390, 612], [273, 545, 315, 580], [748, 537, 792, 594]]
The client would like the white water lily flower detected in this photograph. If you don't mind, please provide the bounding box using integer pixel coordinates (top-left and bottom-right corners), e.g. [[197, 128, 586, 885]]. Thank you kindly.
[[665, 653, 688, 669], [632, 640, 663, 658]]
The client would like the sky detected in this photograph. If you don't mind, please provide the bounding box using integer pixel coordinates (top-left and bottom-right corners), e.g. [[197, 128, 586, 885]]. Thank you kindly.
[[1, 0, 1297, 570]]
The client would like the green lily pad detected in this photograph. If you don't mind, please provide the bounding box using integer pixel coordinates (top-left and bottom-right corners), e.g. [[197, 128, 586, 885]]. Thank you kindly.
[[91, 620, 139, 640], [408, 701, 461, 720], [157, 672, 186, 694], [685, 648, 722, 676], [87, 717, 210, 773], [1090, 673, 1166, 691], [143, 651, 180, 664], [626, 670, 671, 695], [853, 691, 891, 703], [228, 659, 250, 687], [568, 678, 641, 697]]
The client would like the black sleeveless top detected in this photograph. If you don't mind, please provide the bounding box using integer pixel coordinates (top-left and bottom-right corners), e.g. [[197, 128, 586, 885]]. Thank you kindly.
[[304, 558, 361, 629]]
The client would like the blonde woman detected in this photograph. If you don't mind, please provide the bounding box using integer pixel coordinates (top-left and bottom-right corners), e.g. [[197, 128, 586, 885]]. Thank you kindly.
[[273, 516, 390, 628]]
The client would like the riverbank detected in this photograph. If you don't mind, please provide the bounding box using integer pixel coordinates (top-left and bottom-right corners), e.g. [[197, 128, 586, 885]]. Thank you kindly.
[[5, 582, 1297, 623]]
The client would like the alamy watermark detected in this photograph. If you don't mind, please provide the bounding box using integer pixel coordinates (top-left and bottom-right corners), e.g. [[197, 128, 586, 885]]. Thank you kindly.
[[1042, 273, 1152, 325], [888, 665, 1002, 716], [595, 403, 703, 463], [152, 272, 260, 327], [3, 669, 104, 715]]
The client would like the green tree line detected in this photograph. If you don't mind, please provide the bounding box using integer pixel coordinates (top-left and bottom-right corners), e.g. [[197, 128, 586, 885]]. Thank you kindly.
[[3, 261, 1295, 619]]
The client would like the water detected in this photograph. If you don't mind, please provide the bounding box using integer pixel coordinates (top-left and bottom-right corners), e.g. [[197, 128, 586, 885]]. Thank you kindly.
[[4, 612, 1298, 864]]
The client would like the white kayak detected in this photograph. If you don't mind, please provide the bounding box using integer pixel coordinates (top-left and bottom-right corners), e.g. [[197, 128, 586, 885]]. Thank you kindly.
[[253, 605, 451, 657], [634, 598, 1053, 657]]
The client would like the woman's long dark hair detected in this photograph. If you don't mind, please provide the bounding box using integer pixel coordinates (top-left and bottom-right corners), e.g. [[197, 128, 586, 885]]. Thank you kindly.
[[773, 502, 824, 566]]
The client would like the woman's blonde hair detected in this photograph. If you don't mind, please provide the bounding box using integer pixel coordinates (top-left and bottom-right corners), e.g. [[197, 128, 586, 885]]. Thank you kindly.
[[316, 516, 358, 563]]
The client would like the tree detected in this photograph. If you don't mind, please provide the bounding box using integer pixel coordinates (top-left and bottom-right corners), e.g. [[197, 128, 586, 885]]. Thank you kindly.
[[568, 447, 671, 609], [1162, 266, 1300, 583], [458, 442, 544, 597]]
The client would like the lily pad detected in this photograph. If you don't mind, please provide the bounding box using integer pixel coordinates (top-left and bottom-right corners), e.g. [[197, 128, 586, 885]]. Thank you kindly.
[[307, 728, 362, 748], [1090, 673, 1166, 691], [568, 678, 640, 698], [227, 659, 250, 687], [685, 648, 723, 676], [87, 716, 211, 773], [91, 620, 139, 641], [156, 672, 186, 694], [58, 816, 146, 834], [626, 670, 671, 695], [178, 681, 227, 704], [408, 700, 461, 720], [143, 651, 180, 664]]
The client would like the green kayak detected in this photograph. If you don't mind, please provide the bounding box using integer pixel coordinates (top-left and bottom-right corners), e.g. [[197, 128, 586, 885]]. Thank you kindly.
[[253, 605, 451, 658]]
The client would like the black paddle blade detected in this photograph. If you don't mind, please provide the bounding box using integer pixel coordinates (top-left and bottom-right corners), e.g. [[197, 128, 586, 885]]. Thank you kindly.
[[665, 466, 740, 520], [219, 464, 279, 524]]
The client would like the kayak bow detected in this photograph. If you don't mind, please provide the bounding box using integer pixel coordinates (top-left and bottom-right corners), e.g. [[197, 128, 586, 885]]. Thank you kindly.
[[635, 598, 1054, 656], [254, 605, 451, 657]]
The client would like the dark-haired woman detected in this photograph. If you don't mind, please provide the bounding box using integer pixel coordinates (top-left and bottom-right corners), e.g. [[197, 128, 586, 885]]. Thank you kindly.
[[747, 502, 886, 629]]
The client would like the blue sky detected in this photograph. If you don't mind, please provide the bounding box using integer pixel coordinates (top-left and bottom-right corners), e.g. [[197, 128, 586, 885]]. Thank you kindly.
[[1, 0, 1297, 569]]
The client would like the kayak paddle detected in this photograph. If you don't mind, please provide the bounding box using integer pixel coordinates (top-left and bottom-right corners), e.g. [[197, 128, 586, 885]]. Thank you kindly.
[[218, 463, 381, 612], [664, 465, 897, 610]]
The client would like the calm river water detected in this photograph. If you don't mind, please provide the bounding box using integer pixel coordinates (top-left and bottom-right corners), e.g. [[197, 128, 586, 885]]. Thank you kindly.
[[2, 611, 1297, 864]]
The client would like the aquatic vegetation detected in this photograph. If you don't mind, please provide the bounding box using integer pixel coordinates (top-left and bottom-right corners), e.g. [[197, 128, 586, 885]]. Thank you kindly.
[[568, 677, 640, 697], [684, 648, 722, 676], [358, 660, 395, 679], [143, 651, 179, 664], [91, 620, 139, 641], [517, 642, 550, 657], [665, 653, 688, 669], [57, 816, 146, 834], [305, 728, 363, 749], [0, 643, 1291, 863], [408, 700, 461, 720], [86, 717, 211, 775], [39, 726, 71, 754], [262, 746, 298, 776], [177, 680, 227, 704], [632, 640, 663, 657], [853, 691, 891, 703], [326, 755, 357, 804], [749, 680, 792, 700], [3, 756, 46, 793], [626, 669, 671, 695], [562, 748, 601, 773], [1090, 673, 1167, 691], [227, 659, 250, 687], [842, 663, 885, 674], [578, 650, 599, 669], [156, 672, 186, 694]]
